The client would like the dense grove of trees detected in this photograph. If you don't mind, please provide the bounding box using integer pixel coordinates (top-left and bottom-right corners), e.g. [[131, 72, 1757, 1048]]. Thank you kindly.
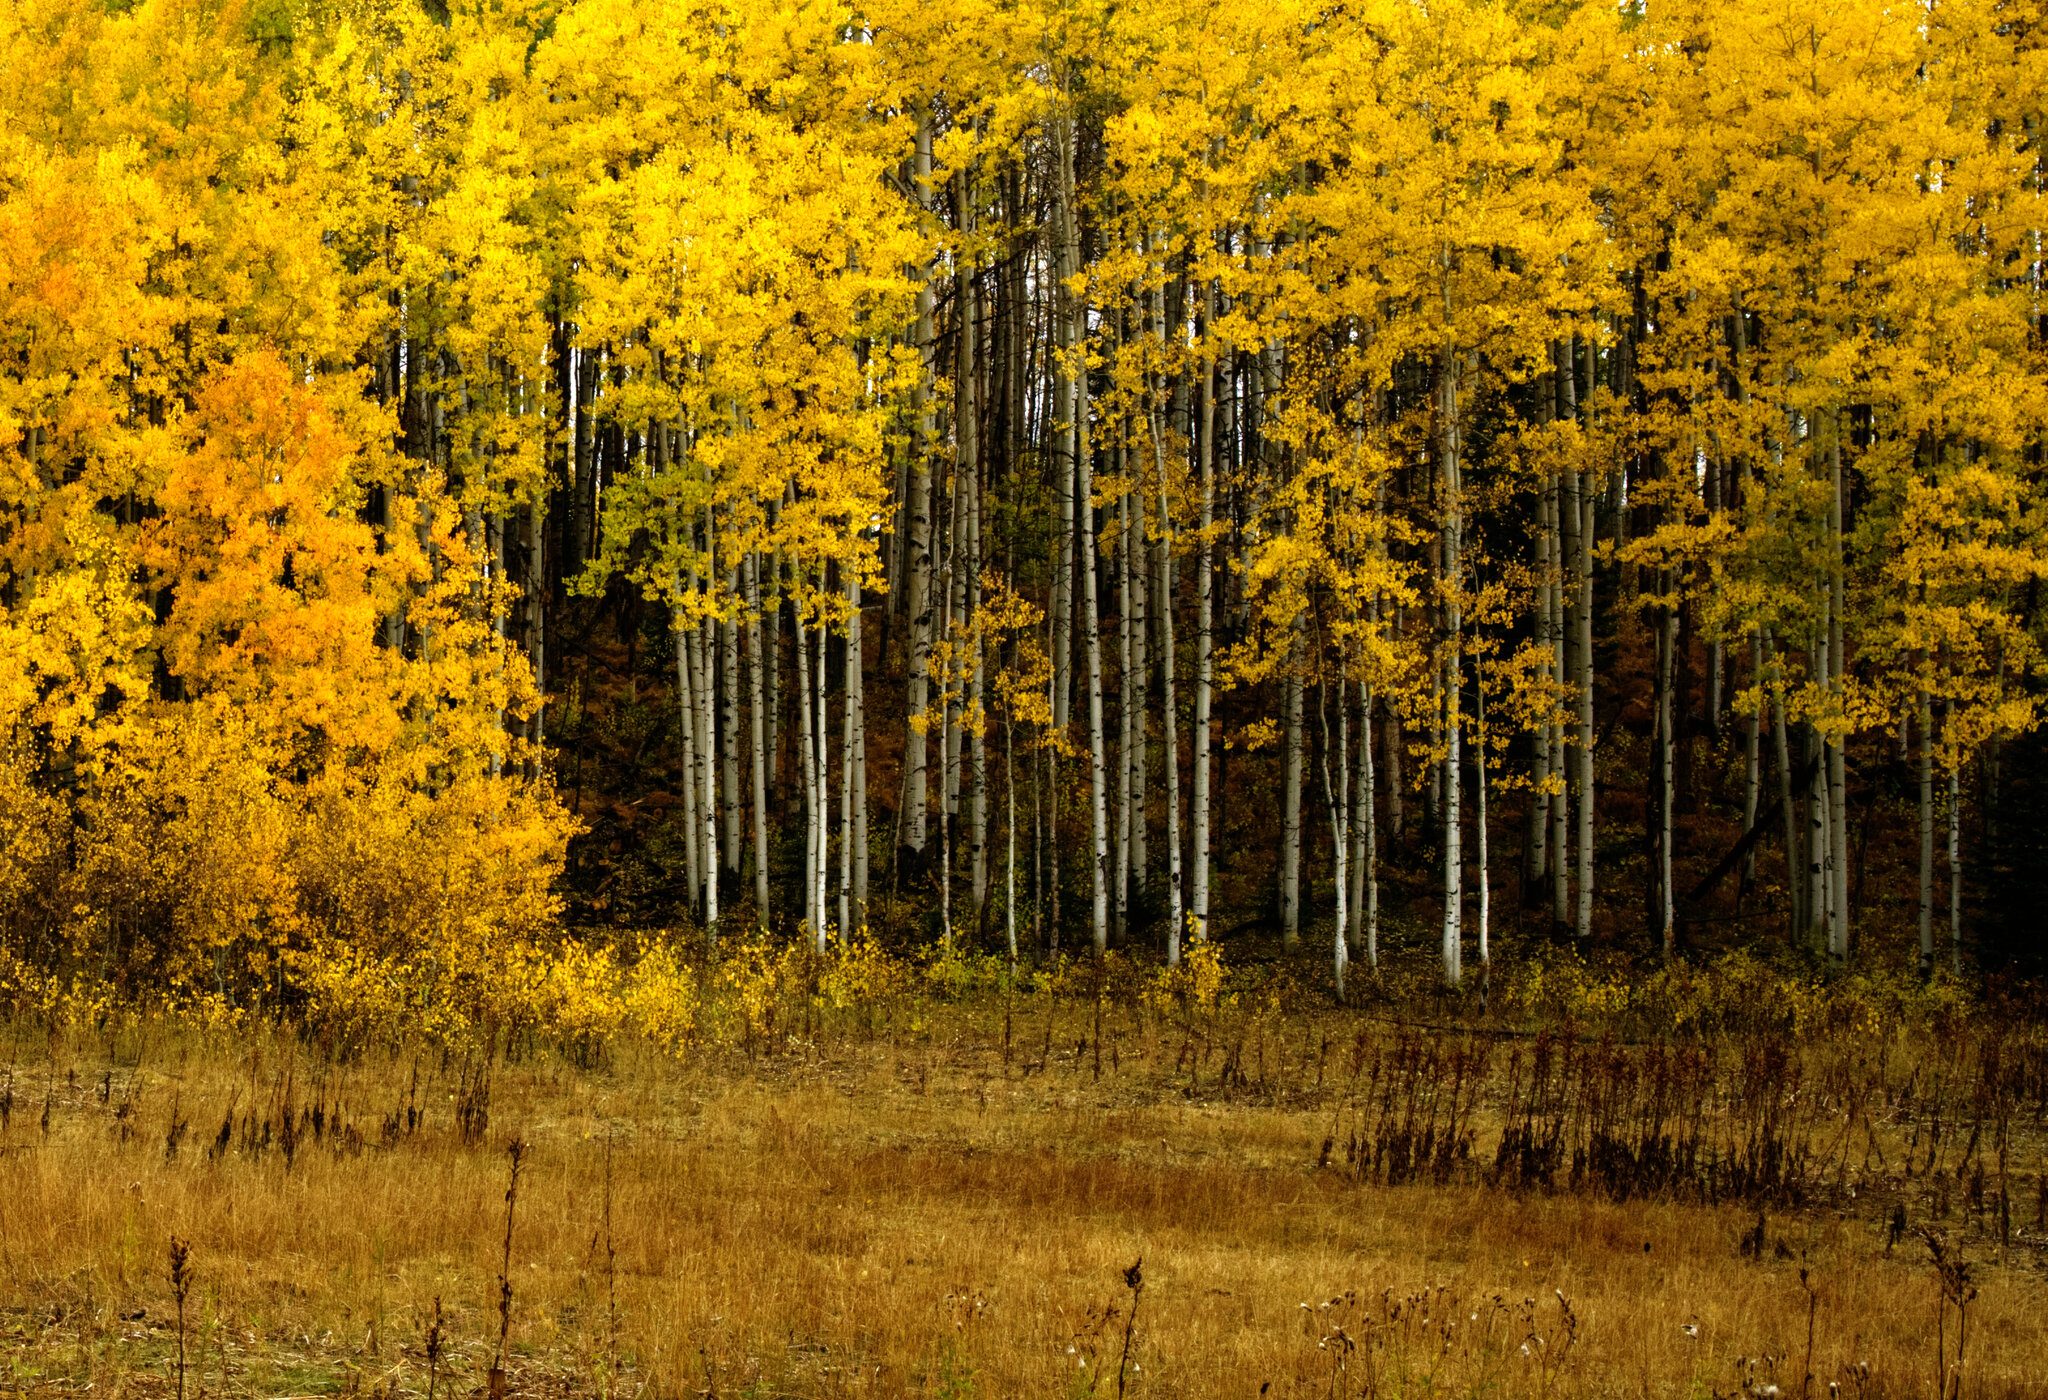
[[3, 0, 2047, 1008]]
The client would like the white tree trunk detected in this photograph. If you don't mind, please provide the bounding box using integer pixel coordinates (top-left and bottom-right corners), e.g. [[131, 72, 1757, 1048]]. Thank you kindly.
[[1362, 680, 1379, 969], [1281, 626, 1305, 948], [678, 610, 702, 921], [1572, 337, 1596, 942], [1550, 344, 1575, 929], [720, 590, 741, 878], [1116, 489, 1135, 938], [698, 607, 719, 933], [1056, 123, 1111, 954], [839, 568, 857, 939], [1769, 636, 1804, 940], [1191, 278, 1216, 944], [795, 613, 820, 941], [1318, 676, 1350, 1001], [898, 120, 936, 865], [1151, 400, 1184, 962], [851, 572, 869, 925]]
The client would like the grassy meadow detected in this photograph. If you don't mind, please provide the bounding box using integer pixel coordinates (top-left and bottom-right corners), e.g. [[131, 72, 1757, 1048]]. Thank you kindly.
[[2, 947, 2044, 1400]]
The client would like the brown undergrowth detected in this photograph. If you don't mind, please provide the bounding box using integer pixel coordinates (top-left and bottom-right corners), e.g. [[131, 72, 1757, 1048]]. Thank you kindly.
[[0, 995, 2044, 1399]]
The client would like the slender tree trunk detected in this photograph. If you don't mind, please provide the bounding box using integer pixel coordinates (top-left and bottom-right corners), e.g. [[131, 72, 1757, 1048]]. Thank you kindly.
[[746, 554, 771, 931], [1386, 618, 1406, 842], [524, 502, 546, 759], [1919, 687, 1934, 977], [698, 605, 719, 934], [1475, 667, 1490, 975], [795, 612, 819, 941], [1191, 277, 1216, 943], [898, 119, 936, 870], [1363, 680, 1379, 969], [839, 568, 857, 939], [1281, 624, 1306, 949], [1550, 341, 1576, 929], [1743, 633, 1763, 899], [1528, 479, 1554, 892], [1346, 663, 1367, 957], [1769, 635, 1803, 941], [766, 542, 783, 796], [1057, 123, 1111, 954], [1808, 709, 1829, 957], [1657, 592, 1677, 958], [1572, 340, 1596, 942], [1052, 328, 1076, 738], [678, 610, 702, 920], [1440, 344, 1464, 986], [954, 198, 988, 924], [1826, 436, 1850, 965], [1129, 493, 1148, 899], [1151, 403, 1184, 962], [813, 608, 829, 945], [1116, 490, 1135, 938], [939, 677, 954, 951], [1005, 713, 1018, 962], [851, 573, 869, 926], [1318, 675, 1350, 1001], [1947, 698, 1962, 972], [942, 478, 962, 846], [720, 596, 741, 879]]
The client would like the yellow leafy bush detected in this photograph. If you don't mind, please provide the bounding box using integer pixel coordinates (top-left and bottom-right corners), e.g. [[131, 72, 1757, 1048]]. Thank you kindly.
[[819, 927, 907, 1010], [1145, 939, 1229, 1018], [621, 940, 701, 1051]]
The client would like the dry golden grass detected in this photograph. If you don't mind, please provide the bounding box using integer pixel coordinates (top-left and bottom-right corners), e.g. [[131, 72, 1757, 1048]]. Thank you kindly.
[[1, 1005, 2043, 1399]]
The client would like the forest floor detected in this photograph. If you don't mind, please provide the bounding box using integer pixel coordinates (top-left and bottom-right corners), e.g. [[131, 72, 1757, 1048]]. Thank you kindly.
[[1, 993, 2044, 1400]]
